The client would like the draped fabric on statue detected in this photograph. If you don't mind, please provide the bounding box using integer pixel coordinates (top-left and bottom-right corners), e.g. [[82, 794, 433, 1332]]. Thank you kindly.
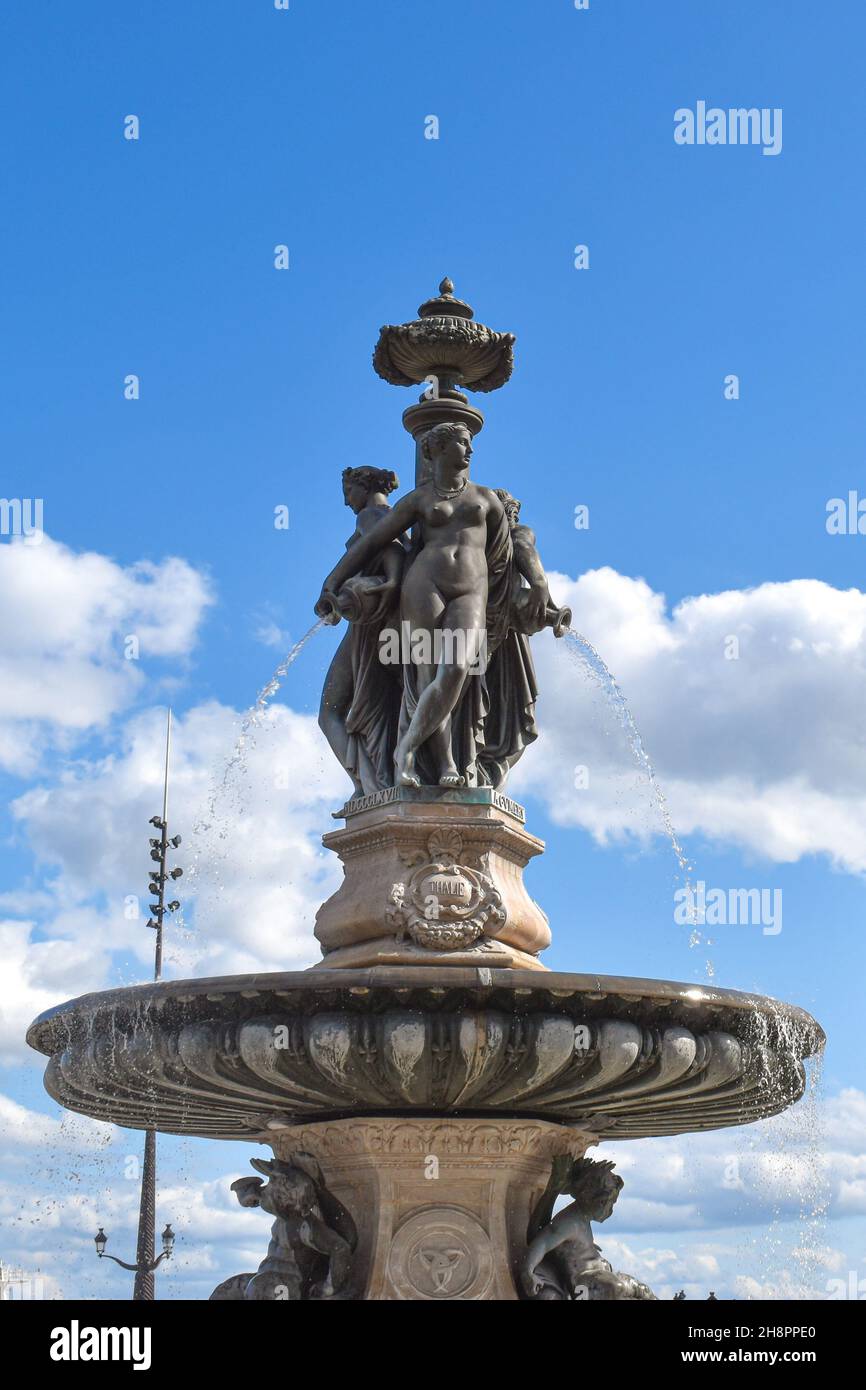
[[471, 624, 539, 787], [344, 608, 402, 792], [338, 517, 405, 794], [399, 505, 539, 788]]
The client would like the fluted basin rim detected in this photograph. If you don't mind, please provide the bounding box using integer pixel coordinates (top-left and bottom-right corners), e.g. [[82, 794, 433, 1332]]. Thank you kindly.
[[26, 966, 825, 1056]]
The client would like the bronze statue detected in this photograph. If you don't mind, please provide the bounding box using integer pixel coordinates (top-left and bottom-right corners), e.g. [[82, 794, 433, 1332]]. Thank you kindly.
[[315, 425, 568, 791], [317, 466, 405, 796], [495, 489, 572, 638], [521, 1156, 656, 1301], [209, 1154, 356, 1301]]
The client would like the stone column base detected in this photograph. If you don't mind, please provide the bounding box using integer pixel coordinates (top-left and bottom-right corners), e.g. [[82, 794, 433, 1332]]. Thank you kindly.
[[269, 1117, 595, 1300], [314, 789, 551, 969]]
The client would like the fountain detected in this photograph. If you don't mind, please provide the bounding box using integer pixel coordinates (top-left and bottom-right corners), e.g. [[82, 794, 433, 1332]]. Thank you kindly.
[[27, 280, 823, 1302]]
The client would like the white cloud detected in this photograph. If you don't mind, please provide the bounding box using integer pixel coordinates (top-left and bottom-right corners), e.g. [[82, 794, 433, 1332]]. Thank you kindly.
[[252, 612, 293, 651], [0, 1098, 270, 1298], [0, 1093, 114, 1152], [0, 919, 113, 1065], [600, 1235, 722, 1296], [514, 568, 866, 873], [5, 700, 348, 1064], [0, 1095, 93, 1150], [822, 1088, 866, 1151], [0, 535, 213, 773], [591, 1077, 863, 1249], [580, 1093, 866, 1297]]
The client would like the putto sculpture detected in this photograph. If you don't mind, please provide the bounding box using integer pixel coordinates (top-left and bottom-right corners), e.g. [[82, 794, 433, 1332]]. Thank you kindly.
[[210, 1154, 356, 1301], [522, 1156, 656, 1301]]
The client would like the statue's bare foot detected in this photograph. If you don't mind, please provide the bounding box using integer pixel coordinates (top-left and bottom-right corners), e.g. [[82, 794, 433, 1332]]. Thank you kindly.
[[395, 747, 421, 789], [439, 770, 465, 788]]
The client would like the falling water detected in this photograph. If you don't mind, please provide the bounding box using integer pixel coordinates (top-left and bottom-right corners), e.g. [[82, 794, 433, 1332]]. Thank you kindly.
[[559, 624, 828, 1297], [561, 629, 705, 949], [194, 619, 325, 843], [733, 1004, 829, 1298], [183, 618, 327, 970], [215, 620, 324, 805]]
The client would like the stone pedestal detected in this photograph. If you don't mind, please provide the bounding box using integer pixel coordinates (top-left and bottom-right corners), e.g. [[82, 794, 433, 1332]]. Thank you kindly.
[[270, 1117, 594, 1300], [314, 788, 551, 970]]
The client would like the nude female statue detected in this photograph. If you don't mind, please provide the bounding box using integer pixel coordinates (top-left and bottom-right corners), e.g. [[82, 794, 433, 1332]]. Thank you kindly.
[[521, 1156, 656, 1301], [316, 423, 505, 789], [317, 466, 404, 796]]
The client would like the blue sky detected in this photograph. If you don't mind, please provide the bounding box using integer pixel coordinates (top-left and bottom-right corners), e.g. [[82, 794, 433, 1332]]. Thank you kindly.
[[2, 0, 865, 1299]]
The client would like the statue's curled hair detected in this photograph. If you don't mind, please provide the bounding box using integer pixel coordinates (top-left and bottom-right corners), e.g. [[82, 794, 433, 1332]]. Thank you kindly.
[[342, 466, 399, 496], [494, 488, 521, 524], [567, 1157, 623, 1205]]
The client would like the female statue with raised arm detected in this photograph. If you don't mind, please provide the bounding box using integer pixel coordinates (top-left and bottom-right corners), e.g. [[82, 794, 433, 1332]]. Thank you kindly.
[[316, 423, 533, 789]]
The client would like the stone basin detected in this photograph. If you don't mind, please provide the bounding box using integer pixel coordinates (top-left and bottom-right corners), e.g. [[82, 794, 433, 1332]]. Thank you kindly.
[[27, 966, 823, 1143]]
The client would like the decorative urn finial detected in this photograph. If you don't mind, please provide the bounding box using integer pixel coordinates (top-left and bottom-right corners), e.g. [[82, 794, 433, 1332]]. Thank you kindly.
[[372, 278, 515, 396]]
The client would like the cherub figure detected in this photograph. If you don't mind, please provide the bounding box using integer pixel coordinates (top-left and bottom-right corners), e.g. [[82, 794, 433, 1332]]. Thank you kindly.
[[209, 1153, 357, 1301], [522, 1155, 656, 1301]]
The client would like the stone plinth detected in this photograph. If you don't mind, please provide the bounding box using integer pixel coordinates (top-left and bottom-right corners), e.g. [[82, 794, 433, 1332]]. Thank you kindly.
[[269, 1117, 594, 1300], [314, 788, 550, 970]]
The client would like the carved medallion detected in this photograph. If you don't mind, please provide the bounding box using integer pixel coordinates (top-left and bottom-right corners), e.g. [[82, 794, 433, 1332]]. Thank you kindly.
[[387, 1207, 494, 1300], [386, 829, 506, 951]]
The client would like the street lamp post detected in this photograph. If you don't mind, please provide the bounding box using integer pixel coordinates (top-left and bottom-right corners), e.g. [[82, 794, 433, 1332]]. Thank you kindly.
[[147, 709, 183, 983], [94, 709, 182, 1299], [94, 1223, 175, 1276]]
